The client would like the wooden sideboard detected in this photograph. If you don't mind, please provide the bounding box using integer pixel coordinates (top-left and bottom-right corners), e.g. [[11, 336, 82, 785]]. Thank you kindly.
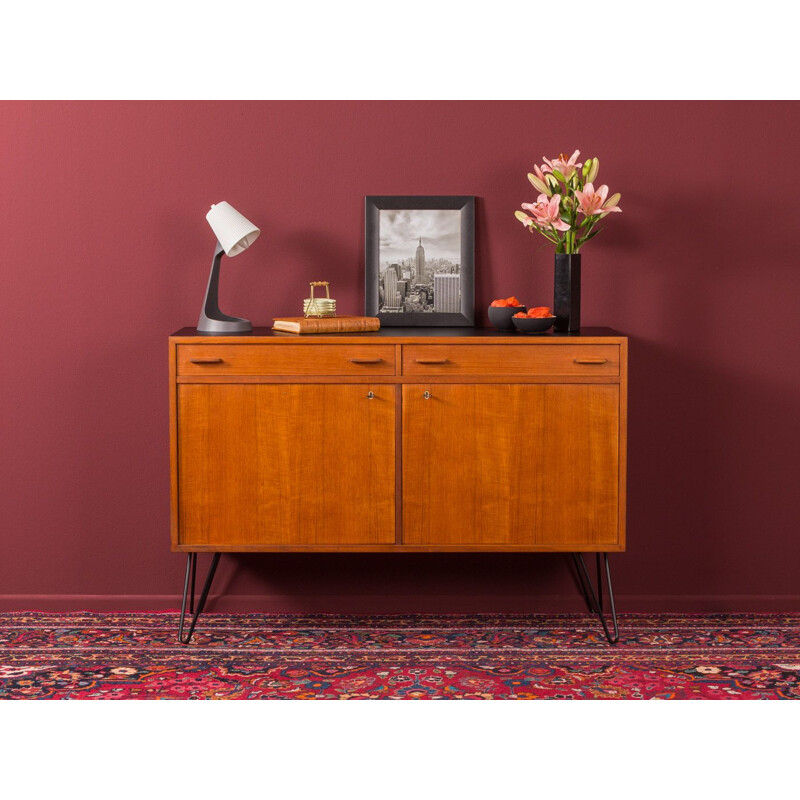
[[169, 327, 627, 641]]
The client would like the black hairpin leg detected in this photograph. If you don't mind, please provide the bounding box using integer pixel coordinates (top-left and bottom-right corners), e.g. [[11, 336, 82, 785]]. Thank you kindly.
[[572, 552, 619, 644], [178, 553, 221, 644]]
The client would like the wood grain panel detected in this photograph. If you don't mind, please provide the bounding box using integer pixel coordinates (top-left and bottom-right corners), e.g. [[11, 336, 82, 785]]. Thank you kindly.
[[402, 344, 619, 376], [617, 338, 628, 550], [178, 384, 395, 546], [178, 344, 396, 376], [402, 384, 619, 547], [169, 340, 179, 549]]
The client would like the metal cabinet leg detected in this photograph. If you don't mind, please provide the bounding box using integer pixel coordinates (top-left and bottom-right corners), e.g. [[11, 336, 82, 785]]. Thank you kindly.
[[178, 553, 221, 644], [572, 552, 619, 645]]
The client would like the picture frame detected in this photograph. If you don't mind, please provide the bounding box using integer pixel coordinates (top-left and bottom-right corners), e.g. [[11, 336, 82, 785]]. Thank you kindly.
[[365, 195, 475, 326]]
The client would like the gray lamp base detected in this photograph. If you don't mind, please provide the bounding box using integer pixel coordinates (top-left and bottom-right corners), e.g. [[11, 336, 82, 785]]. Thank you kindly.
[[197, 240, 253, 335], [196, 315, 252, 334]]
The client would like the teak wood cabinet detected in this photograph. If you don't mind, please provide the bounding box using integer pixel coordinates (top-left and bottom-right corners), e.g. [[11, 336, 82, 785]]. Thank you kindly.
[[169, 328, 627, 554]]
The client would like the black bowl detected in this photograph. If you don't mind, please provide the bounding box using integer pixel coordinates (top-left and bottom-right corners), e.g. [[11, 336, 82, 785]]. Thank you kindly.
[[488, 305, 526, 331], [512, 315, 556, 334]]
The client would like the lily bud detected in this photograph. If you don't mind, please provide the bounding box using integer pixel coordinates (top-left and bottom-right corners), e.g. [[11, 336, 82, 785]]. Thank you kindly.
[[514, 210, 532, 226], [527, 173, 551, 196], [562, 196, 574, 211], [603, 192, 621, 209], [587, 157, 599, 184], [582, 158, 592, 177]]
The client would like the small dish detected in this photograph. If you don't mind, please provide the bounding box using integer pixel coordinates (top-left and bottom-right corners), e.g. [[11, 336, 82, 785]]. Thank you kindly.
[[512, 315, 556, 334], [488, 305, 526, 331]]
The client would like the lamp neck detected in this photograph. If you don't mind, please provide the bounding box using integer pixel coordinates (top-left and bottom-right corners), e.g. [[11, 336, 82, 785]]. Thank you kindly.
[[196, 239, 252, 334], [202, 240, 226, 316]]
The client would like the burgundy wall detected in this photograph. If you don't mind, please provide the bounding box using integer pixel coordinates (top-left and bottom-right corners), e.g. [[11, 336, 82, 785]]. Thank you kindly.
[[2, 101, 798, 612]]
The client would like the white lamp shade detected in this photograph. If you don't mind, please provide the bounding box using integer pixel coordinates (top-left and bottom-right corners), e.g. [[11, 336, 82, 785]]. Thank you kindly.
[[206, 201, 260, 256]]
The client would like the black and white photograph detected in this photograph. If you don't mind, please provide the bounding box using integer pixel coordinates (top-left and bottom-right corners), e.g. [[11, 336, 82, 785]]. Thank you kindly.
[[365, 196, 474, 326]]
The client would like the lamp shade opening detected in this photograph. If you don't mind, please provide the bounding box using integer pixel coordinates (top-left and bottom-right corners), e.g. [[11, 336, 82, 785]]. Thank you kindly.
[[206, 201, 260, 256]]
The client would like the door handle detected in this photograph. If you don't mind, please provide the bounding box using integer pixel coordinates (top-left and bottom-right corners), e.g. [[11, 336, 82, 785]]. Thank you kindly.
[[415, 359, 449, 365], [189, 357, 223, 364], [573, 358, 608, 365], [350, 358, 384, 364]]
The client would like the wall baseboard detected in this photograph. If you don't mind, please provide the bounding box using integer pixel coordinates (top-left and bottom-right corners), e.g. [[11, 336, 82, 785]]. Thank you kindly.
[[1, 594, 799, 613]]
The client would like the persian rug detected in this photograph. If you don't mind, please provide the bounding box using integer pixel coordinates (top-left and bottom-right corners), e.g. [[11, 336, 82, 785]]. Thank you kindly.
[[1, 612, 798, 699]]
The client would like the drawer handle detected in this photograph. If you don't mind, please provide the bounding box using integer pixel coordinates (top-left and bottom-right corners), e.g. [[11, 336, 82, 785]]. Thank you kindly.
[[423, 391, 431, 400], [349, 358, 384, 364], [367, 391, 375, 400], [189, 357, 223, 364], [574, 358, 608, 365], [415, 359, 449, 365]]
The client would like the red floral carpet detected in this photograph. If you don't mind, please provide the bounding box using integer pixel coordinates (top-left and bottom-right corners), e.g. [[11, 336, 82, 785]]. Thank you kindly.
[[1, 612, 799, 699]]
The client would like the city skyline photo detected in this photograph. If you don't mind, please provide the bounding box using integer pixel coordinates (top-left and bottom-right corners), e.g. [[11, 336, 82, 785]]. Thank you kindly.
[[378, 209, 462, 315]]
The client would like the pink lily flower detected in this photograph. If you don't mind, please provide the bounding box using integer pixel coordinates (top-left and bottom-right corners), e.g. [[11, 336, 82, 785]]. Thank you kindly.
[[542, 150, 583, 179], [574, 183, 623, 217], [521, 194, 570, 231]]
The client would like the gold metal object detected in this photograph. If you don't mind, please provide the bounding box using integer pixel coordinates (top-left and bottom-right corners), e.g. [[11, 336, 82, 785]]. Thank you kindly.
[[303, 281, 337, 318]]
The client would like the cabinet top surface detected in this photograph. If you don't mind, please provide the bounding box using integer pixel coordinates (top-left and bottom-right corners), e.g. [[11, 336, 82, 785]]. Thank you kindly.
[[170, 326, 626, 343]]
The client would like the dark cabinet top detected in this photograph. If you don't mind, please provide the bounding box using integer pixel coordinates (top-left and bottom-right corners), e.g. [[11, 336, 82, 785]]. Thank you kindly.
[[171, 326, 625, 341]]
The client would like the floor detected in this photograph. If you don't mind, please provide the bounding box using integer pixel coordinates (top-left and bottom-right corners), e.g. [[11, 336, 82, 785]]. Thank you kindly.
[[1, 612, 799, 699]]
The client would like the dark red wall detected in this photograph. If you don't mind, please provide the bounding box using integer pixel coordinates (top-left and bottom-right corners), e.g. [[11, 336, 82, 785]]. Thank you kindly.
[[2, 101, 798, 611]]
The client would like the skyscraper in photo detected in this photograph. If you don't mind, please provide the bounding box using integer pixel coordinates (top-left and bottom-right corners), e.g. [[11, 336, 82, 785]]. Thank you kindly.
[[414, 238, 425, 283], [434, 273, 460, 313], [383, 269, 401, 310]]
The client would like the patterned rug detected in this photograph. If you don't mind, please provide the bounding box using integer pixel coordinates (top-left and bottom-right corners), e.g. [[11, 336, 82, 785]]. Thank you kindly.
[[1, 612, 798, 699]]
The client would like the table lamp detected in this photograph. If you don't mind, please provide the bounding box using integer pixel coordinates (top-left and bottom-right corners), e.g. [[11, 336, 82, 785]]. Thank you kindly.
[[197, 201, 260, 334]]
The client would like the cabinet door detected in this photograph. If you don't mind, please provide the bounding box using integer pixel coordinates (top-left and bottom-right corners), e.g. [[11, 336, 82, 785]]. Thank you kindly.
[[402, 384, 619, 548], [179, 384, 396, 547]]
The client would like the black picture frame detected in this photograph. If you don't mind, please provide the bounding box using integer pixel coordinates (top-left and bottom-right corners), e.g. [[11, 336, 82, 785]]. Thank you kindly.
[[365, 195, 475, 326]]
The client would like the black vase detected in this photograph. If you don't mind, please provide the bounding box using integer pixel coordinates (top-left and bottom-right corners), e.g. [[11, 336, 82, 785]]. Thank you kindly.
[[554, 253, 581, 333]]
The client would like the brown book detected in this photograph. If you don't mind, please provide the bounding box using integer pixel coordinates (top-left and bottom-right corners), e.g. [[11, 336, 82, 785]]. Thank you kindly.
[[272, 316, 381, 334]]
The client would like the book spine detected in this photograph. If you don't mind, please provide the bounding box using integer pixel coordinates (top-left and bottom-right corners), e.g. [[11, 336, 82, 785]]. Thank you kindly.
[[272, 318, 381, 333], [302, 320, 380, 333]]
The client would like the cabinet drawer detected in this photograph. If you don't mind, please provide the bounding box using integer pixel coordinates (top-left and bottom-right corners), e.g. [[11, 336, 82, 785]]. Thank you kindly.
[[178, 344, 397, 376], [402, 344, 619, 376]]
